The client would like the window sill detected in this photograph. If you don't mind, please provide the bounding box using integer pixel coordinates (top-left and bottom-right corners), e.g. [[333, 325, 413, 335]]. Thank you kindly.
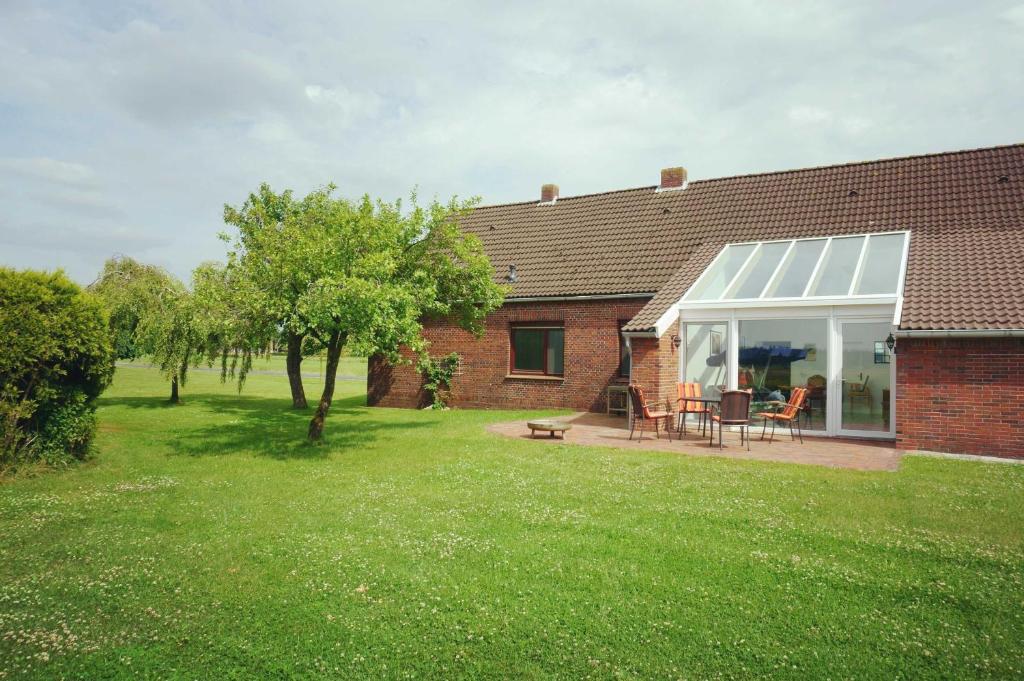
[[505, 374, 565, 382]]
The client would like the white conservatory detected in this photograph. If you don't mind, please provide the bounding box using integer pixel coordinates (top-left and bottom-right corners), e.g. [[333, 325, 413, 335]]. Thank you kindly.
[[676, 231, 911, 439]]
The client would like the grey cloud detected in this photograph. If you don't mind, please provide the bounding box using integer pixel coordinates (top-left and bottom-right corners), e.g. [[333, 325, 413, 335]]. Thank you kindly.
[[0, 157, 99, 188], [0, 0, 1021, 284]]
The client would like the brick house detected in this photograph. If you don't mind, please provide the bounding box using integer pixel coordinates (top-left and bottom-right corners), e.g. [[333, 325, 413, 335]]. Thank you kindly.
[[368, 143, 1024, 458]]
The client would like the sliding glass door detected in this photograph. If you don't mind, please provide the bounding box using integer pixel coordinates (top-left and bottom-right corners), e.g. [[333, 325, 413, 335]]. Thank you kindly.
[[837, 320, 894, 437], [682, 322, 728, 401]]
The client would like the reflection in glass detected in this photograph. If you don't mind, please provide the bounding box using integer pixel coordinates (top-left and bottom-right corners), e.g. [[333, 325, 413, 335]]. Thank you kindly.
[[683, 323, 728, 401], [737, 319, 828, 431], [841, 322, 892, 432]]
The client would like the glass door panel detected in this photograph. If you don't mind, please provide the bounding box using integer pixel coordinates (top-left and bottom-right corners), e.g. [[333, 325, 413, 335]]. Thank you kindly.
[[683, 322, 728, 400], [840, 321, 893, 434], [737, 319, 828, 431]]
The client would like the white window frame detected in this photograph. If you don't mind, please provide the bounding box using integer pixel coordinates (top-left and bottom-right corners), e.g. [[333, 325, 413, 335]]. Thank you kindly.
[[680, 231, 911, 311]]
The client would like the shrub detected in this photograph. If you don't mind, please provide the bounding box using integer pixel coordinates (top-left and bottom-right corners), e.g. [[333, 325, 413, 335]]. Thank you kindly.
[[0, 268, 115, 471], [418, 352, 460, 409]]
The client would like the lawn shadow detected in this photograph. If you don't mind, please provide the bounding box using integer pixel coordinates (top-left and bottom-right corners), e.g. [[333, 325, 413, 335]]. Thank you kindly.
[[97, 393, 425, 459]]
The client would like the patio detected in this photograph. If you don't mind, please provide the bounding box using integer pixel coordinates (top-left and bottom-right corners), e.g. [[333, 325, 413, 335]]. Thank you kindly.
[[488, 412, 901, 471]]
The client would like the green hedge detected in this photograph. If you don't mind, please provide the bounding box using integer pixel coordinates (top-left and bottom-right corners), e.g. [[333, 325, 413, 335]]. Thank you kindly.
[[0, 268, 115, 470]]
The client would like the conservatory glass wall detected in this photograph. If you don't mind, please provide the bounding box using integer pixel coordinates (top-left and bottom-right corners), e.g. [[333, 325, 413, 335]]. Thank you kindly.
[[678, 231, 909, 439]]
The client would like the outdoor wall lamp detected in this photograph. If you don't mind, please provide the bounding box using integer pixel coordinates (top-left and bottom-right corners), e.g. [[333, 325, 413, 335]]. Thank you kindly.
[[885, 332, 897, 354], [671, 334, 682, 350]]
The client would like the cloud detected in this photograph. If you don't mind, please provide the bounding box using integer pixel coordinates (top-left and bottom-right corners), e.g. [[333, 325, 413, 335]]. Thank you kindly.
[[0, 157, 98, 187], [0, 1, 1020, 284]]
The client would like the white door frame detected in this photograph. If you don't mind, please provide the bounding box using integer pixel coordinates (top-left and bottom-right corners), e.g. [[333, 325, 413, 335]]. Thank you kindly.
[[832, 317, 896, 439]]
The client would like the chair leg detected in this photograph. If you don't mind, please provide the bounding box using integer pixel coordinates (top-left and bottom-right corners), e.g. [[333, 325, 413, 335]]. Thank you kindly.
[[654, 419, 660, 440], [796, 416, 803, 444], [629, 415, 636, 441], [761, 417, 768, 441], [769, 417, 776, 444]]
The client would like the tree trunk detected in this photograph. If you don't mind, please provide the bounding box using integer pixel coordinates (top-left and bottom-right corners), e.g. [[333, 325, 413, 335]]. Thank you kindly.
[[308, 331, 344, 442], [169, 376, 180, 404], [286, 332, 308, 409]]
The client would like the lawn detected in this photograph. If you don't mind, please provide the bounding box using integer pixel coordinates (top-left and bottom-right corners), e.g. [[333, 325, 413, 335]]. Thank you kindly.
[[1, 368, 1023, 679]]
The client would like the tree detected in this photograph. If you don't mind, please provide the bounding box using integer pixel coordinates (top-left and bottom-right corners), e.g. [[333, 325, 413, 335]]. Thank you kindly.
[[225, 185, 506, 441], [221, 186, 315, 409], [0, 268, 115, 470], [87, 256, 174, 360], [90, 256, 203, 403]]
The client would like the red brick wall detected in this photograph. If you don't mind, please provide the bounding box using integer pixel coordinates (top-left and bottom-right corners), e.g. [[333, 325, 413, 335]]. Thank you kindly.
[[628, 330, 680, 410], [896, 337, 1024, 458], [367, 298, 676, 412]]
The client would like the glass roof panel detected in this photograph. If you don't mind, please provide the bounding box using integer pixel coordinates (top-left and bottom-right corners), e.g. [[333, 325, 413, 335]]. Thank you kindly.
[[809, 236, 865, 296], [854, 233, 906, 294], [763, 239, 826, 298], [681, 232, 907, 306], [685, 243, 756, 300], [726, 241, 791, 299]]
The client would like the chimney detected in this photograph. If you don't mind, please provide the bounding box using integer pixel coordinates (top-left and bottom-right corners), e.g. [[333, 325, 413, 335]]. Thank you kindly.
[[540, 183, 559, 204], [659, 166, 687, 191]]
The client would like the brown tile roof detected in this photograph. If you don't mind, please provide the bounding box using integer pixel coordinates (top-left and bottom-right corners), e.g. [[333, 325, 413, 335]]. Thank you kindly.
[[458, 143, 1024, 332]]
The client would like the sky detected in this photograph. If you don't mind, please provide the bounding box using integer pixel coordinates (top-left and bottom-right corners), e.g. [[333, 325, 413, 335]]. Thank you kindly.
[[1, 1, 1022, 284]]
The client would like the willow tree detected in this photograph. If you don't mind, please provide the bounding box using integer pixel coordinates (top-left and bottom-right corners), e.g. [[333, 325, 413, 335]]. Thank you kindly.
[[88, 256, 175, 361], [221, 186, 315, 408], [226, 185, 505, 441], [89, 256, 204, 403]]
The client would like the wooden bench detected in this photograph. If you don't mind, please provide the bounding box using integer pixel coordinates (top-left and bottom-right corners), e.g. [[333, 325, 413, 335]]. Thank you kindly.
[[527, 419, 572, 439]]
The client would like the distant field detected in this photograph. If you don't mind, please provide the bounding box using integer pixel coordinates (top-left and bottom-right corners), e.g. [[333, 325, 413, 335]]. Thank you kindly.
[[1, 367, 1023, 678], [118, 352, 368, 380]]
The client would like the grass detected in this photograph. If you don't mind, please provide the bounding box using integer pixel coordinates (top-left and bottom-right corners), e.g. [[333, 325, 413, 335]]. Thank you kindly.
[[1, 368, 1023, 679]]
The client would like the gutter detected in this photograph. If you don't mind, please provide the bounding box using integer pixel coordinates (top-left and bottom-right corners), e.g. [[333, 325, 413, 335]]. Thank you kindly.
[[505, 292, 655, 303], [893, 328, 1024, 338]]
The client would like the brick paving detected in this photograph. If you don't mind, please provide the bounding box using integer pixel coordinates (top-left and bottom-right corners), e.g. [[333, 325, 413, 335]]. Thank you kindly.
[[487, 412, 902, 471]]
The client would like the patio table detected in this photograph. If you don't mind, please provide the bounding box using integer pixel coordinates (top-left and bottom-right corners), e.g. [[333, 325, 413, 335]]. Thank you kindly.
[[678, 396, 720, 444]]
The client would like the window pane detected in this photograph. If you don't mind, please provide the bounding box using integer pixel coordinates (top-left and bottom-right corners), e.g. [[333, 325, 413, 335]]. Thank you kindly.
[[764, 239, 826, 298], [547, 329, 564, 375], [810, 236, 865, 296], [618, 323, 630, 377], [738, 318, 829, 431], [726, 241, 791, 299], [512, 329, 544, 372], [841, 321, 892, 432], [854, 233, 905, 294], [683, 322, 728, 401], [685, 244, 756, 300]]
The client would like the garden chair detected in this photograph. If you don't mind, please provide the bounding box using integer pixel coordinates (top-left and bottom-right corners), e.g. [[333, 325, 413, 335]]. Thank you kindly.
[[627, 384, 674, 441], [804, 374, 826, 427], [756, 386, 808, 444], [676, 382, 711, 436], [848, 376, 872, 415], [709, 389, 753, 450]]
